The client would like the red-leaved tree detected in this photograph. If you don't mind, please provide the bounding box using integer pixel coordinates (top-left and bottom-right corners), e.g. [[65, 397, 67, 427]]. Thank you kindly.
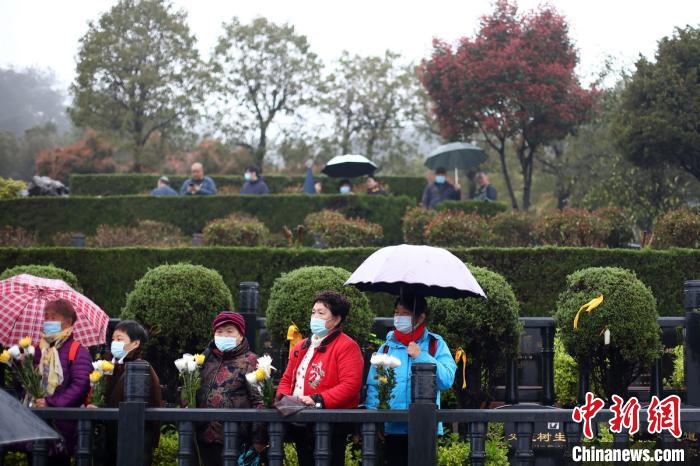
[[35, 129, 116, 183], [419, 0, 596, 209]]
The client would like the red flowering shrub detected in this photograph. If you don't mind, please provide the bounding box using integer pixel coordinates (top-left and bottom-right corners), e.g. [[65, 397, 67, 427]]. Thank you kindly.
[[595, 207, 634, 248], [35, 129, 117, 182], [402, 207, 438, 244], [533, 208, 611, 247], [305, 210, 383, 248], [423, 211, 492, 247], [653, 208, 700, 249], [203, 213, 270, 247], [489, 211, 535, 247]]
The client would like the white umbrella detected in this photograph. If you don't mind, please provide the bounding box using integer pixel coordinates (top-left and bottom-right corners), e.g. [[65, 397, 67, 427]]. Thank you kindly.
[[321, 154, 378, 178], [345, 244, 486, 299]]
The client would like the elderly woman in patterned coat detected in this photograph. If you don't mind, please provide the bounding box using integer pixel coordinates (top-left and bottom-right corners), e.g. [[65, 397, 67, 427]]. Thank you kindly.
[[195, 312, 266, 466]]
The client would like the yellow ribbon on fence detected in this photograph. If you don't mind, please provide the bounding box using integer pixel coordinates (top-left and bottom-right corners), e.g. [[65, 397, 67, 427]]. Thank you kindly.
[[454, 347, 468, 390], [287, 323, 303, 354], [573, 295, 604, 329]]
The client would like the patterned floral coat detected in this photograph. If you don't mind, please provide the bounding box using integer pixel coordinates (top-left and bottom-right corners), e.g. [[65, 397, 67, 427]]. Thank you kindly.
[[196, 338, 265, 445]]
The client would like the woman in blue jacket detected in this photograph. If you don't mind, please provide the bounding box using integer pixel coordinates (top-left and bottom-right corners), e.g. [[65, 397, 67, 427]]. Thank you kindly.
[[365, 295, 457, 466]]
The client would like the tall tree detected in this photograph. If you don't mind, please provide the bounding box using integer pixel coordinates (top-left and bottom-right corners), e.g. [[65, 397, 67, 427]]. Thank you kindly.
[[0, 67, 69, 136], [212, 17, 321, 168], [613, 26, 700, 181], [69, 0, 207, 172], [320, 50, 419, 158], [419, 0, 595, 209]]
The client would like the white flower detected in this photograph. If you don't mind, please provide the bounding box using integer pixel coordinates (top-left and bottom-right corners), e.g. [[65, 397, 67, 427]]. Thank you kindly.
[[92, 361, 103, 373], [26, 345, 35, 357], [245, 372, 258, 385], [9, 345, 21, 360], [388, 356, 401, 368], [182, 353, 195, 363], [370, 353, 388, 367], [186, 359, 198, 373], [174, 358, 187, 373], [257, 354, 276, 378]]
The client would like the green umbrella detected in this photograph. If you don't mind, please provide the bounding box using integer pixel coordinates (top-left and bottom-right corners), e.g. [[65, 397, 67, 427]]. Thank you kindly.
[[425, 142, 487, 184]]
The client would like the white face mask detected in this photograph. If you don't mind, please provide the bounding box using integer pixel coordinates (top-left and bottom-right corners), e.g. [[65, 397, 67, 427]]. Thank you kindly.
[[394, 315, 413, 334]]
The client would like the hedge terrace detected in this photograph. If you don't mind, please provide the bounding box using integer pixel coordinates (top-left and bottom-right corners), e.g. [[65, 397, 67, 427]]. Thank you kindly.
[[69, 173, 426, 200], [0, 246, 696, 318], [0, 194, 415, 244]]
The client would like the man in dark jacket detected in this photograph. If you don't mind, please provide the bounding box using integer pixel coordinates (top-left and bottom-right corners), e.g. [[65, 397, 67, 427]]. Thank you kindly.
[[366, 175, 387, 195], [240, 166, 269, 195], [421, 167, 460, 209], [180, 163, 217, 195]]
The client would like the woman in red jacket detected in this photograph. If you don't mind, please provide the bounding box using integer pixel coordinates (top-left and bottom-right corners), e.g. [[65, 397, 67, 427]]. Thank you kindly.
[[276, 290, 364, 466]]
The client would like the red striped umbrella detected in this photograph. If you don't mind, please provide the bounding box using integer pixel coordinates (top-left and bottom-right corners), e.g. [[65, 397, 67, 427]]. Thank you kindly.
[[0, 274, 108, 347]]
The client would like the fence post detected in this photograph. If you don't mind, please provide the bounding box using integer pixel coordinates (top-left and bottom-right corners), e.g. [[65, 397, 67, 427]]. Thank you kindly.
[[191, 233, 204, 247], [685, 280, 700, 406], [541, 324, 555, 405], [239, 282, 259, 352], [505, 358, 519, 404], [117, 361, 150, 466], [72, 233, 86, 248], [576, 363, 590, 405], [408, 363, 437, 466]]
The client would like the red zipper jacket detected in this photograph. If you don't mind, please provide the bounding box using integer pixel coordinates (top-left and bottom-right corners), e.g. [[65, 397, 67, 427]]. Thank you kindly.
[[276, 328, 363, 409]]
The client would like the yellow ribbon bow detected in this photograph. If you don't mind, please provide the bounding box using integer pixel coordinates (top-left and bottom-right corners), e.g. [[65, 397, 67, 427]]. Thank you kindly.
[[453, 347, 468, 390], [573, 295, 604, 329], [287, 323, 303, 354]]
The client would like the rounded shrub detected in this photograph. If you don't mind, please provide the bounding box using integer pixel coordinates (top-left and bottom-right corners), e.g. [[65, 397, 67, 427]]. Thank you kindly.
[[533, 208, 611, 247], [120, 263, 233, 398], [653, 208, 700, 249], [0, 264, 81, 290], [430, 266, 521, 406], [424, 211, 492, 247], [304, 210, 383, 248], [0, 226, 38, 247], [203, 213, 271, 247], [402, 206, 437, 244], [595, 206, 634, 248], [0, 177, 26, 199], [265, 266, 374, 346], [555, 267, 660, 400], [488, 211, 535, 247]]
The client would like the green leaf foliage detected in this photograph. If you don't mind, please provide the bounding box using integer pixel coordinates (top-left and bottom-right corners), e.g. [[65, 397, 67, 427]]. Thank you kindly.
[[203, 213, 270, 247], [0, 177, 25, 199], [435, 200, 507, 217], [120, 263, 233, 389], [0, 247, 698, 319], [69, 0, 207, 171], [652, 208, 700, 249], [0, 264, 81, 291], [430, 266, 522, 392], [555, 267, 661, 399], [305, 210, 383, 247], [0, 194, 414, 244], [265, 266, 374, 346]]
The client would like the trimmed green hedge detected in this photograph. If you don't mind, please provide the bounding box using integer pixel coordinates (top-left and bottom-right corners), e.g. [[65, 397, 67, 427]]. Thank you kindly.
[[0, 194, 415, 244], [69, 174, 426, 200], [0, 247, 697, 318], [436, 200, 508, 217]]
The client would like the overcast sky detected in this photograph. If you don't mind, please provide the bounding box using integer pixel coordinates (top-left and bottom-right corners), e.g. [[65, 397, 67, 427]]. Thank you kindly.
[[1, 0, 698, 90]]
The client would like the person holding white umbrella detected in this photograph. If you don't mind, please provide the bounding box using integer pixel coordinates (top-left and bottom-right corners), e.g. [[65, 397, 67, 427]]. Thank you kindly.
[[365, 294, 456, 466]]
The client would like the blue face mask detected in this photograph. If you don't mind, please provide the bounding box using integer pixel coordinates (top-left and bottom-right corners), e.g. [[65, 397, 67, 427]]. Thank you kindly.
[[43, 321, 61, 336], [340, 186, 351, 194], [111, 341, 128, 360], [215, 336, 238, 352], [244, 172, 252, 181], [310, 317, 331, 337], [394, 316, 414, 334], [435, 175, 446, 184]]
